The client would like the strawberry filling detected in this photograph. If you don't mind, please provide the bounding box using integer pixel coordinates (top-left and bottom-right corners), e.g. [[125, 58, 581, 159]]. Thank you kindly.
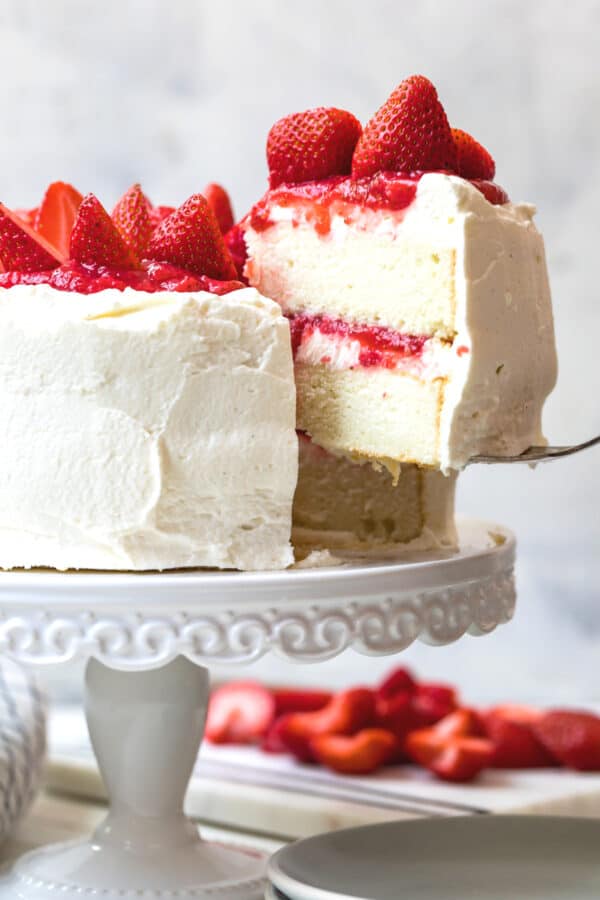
[[249, 171, 508, 235], [288, 312, 428, 369], [0, 260, 244, 296]]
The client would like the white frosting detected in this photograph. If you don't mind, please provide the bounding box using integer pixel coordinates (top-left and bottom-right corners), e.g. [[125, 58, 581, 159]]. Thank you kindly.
[[246, 174, 558, 470], [0, 285, 298, 570]]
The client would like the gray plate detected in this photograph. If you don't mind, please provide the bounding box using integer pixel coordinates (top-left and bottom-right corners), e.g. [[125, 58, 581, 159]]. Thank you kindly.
[[268, 816, 600, 900]]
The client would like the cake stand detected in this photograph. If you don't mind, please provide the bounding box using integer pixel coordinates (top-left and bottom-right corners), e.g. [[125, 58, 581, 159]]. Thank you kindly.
[[0, 518, 515, 900]]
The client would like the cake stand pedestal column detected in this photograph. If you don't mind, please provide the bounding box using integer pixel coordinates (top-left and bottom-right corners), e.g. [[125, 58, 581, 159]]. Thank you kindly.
[[0, 518, 516, 900], [0, 657, 266, 899]]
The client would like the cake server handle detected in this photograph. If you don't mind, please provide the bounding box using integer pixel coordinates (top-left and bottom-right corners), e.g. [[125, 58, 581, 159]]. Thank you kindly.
[[470, 434, 600, 464]]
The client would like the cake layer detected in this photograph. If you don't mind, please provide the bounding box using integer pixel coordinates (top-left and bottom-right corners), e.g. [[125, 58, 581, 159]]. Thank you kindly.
[[246, 173, 558, 469], [0, 285, 298, 571], [293, 434, 457, 554]]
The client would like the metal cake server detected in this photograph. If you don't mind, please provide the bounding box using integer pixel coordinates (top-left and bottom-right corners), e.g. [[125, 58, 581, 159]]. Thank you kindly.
[[470, 434, 600, 464]]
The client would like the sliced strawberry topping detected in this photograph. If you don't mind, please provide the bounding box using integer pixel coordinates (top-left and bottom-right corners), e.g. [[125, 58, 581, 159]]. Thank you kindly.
[[70, 194, 140, 269], [452, 128, 495, 180], [532, 711, 600, 771], [267, 107, 362, 189], [352, 75, 457, 179], [224, 223, 248, 281], [0, 202, 64, 273], [205, 681, 275, 745], [203, 183, 235, 235], [149, 204, 176, 230], [13, 207, 38, 228], [34, 181, 84, 257], [472, 180, 509, 205], [310, 728, 398, 775], [112, 184, 153, 260], [148, 194, 237, 280]]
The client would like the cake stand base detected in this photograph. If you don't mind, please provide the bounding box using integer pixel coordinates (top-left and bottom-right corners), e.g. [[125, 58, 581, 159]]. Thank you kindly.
[[0, 657, 266, 899]]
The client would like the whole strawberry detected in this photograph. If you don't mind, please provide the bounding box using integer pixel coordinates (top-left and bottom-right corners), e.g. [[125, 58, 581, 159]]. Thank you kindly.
[[203, 183, 235, 235], [352, 75, 457, 178], [148, 194, 237, 280], [452, 128, 495, 180], [70, 194, 140, 269], [267, 107, 362, 189], [112, 184, 153, 260]]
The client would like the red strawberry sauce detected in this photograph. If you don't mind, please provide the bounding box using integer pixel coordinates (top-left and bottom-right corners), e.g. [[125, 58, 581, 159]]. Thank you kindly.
[[0, 260, 244, 296], [250, 171, 507, 235], [289, 312, 427, 369]]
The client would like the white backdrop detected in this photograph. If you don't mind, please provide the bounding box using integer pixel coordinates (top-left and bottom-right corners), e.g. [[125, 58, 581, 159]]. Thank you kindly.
[[1, 0, 598, 701]]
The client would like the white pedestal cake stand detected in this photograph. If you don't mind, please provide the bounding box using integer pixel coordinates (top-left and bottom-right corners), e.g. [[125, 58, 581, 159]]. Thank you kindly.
[[0, 518, 515, 900]]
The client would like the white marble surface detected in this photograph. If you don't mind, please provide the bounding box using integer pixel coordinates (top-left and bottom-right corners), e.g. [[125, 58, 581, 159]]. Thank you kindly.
[[0, 0, 598, 700]]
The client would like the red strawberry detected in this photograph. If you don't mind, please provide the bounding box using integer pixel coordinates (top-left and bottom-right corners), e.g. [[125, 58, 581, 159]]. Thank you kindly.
[[310, 728, 398, 776], [532, 711, 600, 771], [34, 182, 84, 257], [267, 107, 362, 189], [0, 202, 64, 272], [224, 224, 248, 281], [273, 688, 333, 716], [352, 75, 457, 179], [261, 717, 291, 754], [411, 734, 494, 783], [412, 683, 458, 727], [376, 666, 417, 701], [278, 688, 375, 762], [148, 194, 237, 280], [471, 180, 509, 205], [70, 194, 140, 269], [205, 681, 275, 745], [13, 207, 38, 228], [112, 184, 153, 259], [149, 204, 175, 230], [452, 128, 495, 180], [483, 707, 554, 769], [203, 183, 235, 235]]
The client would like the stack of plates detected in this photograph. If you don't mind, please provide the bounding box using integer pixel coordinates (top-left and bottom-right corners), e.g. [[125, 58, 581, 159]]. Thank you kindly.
[[266, 816, 600, 899]]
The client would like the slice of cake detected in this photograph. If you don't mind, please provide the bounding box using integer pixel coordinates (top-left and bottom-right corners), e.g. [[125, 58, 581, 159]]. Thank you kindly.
[[243, 76, 558, 471], [293, 434, 457, 557], [0, 184, 297, 571]]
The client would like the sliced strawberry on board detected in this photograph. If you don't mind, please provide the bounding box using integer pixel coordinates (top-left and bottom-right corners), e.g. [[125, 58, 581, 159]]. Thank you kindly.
[[260, 717, 291, 754], [483, 707, 554, 769], [376, 666, 417, 701], [34, 181, 84, 257], [278, 688, 376, 762], [352, 75, 458, 179], [0, 202, 64, 272], [112, 183, 153, 260], [70, 194, 140, 269], [425, 736, 494, 783], [148, 194, 237, 280], [411, 683, 458, 727], [532, 711, 600, 771], [267, 107, 362, 189], [310, 728, 399, 776], [205, 681, 276, 745], [452, 128, 495, 180], [273, 688, 333, 716], [203, 183, 235, 235]]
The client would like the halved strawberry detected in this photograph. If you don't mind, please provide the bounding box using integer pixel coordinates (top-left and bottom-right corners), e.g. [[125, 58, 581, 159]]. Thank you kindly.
[[412, 683, 458, 727], [352, 75, 457, 179], [483, 707, 554, 769], [423, 736, 494, 783], [310, 728, 398, 775], [13, 207, 38, 228], [205, 681, 275, 745], [471, 180, 509, 205], [70, 194, 140, 269], [148, 194, 237, 280], [532, 710, 600, 771], [277, 688, 376, 762], [224, 224, 248, 281], [0, 202, 64, 272], [112, 184, 153, 260], [452, 128, 495, 180], [34, 181, 83, 257], [376, 666, 417, 701], [267, 107, 362, 189], [149, 204, 175, 230], [203, 183, 235, 235], [273, 688, 333, 716]]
